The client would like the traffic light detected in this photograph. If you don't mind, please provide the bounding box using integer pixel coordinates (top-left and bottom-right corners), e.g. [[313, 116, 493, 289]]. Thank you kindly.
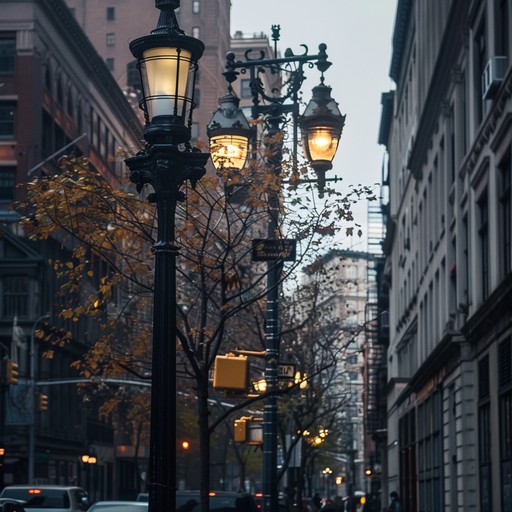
[[234, 416, 263, 444], [182, 440, 190, 450], [1, 359, 19, 384], [213, 354, 249, 392], [38, 393, 49, 411]]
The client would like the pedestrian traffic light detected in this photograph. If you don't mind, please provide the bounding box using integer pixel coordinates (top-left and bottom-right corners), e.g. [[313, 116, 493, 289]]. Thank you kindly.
[[234, 416, 263, 445], [213, 354, 249, 392], [234, 417, 247, 442], [335, 475, 344, 485], [38, 393, 49, 411], [1, 359, 19, 385]]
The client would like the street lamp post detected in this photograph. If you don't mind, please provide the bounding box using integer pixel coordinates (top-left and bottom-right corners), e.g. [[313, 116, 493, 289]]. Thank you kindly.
[[124, 2, 209, 511], [208, 27, 345, 512]]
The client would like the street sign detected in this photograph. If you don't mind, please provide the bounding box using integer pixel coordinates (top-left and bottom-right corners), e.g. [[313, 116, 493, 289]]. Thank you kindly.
[[252, 239, 297, 261], [278, 363, 296, 379]]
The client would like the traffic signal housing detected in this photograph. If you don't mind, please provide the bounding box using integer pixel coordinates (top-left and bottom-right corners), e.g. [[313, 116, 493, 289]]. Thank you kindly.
[[234, 416, 263, 445], [213, 354, 249, 392], [38, 393, 49, 411]]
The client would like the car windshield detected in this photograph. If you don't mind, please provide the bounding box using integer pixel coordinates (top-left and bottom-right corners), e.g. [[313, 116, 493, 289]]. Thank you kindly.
[[1, 489, 70, 508]]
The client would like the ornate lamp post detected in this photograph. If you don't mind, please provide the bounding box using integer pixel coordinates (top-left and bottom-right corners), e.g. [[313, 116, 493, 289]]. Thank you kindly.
[[207, 27, 345, 512], [124, 2, 209, 511]]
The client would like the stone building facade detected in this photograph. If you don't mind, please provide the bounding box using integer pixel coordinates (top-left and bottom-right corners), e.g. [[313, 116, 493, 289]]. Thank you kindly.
[[380, 0, 512, 510]]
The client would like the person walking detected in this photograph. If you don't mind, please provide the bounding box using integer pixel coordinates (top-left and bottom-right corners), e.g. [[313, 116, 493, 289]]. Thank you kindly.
[[388, 491, 401, 512]]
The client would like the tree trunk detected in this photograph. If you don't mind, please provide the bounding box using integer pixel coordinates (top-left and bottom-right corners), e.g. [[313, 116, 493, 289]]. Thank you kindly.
[[198, 375, 211, 512]]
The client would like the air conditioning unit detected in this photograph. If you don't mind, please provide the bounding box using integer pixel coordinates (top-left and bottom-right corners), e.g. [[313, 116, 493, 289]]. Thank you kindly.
[[482, 56, 508, 100]]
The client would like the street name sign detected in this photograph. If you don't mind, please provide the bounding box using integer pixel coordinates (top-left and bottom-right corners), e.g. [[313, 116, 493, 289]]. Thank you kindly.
[[278, 363, 296, 379], [252, 239, 297, 261]]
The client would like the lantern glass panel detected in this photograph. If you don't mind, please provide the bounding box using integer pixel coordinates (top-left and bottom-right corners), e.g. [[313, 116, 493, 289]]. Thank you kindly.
[[305, 128, 339, 162], [140, 47, 194, 122], [210, 134, 249, 171]]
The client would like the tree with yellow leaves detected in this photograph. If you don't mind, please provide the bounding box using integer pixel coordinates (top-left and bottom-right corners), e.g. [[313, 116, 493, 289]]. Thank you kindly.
[[20, 150, 375, 493]]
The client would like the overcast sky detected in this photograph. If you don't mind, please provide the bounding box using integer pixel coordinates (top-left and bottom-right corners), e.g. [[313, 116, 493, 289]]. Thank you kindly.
[[230, 0, 398, 251]]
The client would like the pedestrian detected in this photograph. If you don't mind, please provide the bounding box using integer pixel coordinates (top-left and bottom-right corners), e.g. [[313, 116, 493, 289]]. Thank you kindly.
[[388, 491, 401, 512], [321, 498, 337, 512], [364, 493, 380, 512], [344, 495, 356, 512], [313, 493, 322, 510]]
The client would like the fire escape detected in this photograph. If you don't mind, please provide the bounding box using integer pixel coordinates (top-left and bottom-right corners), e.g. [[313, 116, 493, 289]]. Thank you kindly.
[[362, 202, 388, 491]]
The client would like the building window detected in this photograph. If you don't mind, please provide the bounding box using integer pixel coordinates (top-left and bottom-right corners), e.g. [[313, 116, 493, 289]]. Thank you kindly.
[[192, 27, 200, 39], [417, 391, 443, 511], [2, 275, 29, 317], [500, 155, 512, 276], [77, 101, 83, 134], [106, 7, 115, 20], [192, 0, 200, 13], [0, 167, 16, 201], [479, 355, 492, 512], [497, 0, 509, 56], [345, 264, 357, 280], [474, 19, 487, 124], [57, 77, 64, 106], [241, 79, 252, 99], [478, 190, 489, 300], [0, 103, 15, 139], [44, 67, 52, 91], [106, 33, 115, 46], [499, 339, 512, 512], [0, 38, 16, 74], [67, 90, 73, 117], [399, 409, 418, 512], [191, 122, 199, 141], [106, 58, 115, 72]]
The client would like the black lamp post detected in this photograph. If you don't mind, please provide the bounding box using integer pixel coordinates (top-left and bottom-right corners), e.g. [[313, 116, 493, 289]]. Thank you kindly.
[[207, 27, 345, 512], [124, 2, 209, 511]]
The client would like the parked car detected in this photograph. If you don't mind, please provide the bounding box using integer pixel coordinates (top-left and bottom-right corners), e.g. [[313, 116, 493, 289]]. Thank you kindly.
[[0, 486, 89, 512], [176, 491, 257, 512], [253, 493, 293, 512], [87, 502, 147, 512]]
